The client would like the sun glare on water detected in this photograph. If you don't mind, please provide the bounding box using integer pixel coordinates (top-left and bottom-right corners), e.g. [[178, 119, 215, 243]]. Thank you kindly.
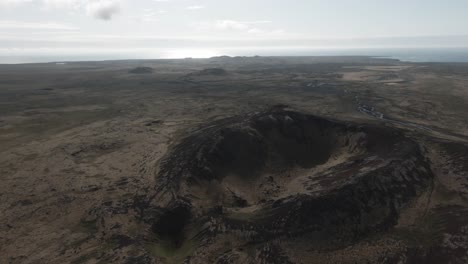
[[162, 49, 221, 59]]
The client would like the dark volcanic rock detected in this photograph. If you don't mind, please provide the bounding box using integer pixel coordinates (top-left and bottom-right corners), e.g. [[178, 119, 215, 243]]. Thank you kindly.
[[146, 109, 434, 262]]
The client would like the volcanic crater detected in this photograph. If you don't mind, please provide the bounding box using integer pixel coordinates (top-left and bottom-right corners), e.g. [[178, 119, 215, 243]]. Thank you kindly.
[[148, 109, 434, 253]]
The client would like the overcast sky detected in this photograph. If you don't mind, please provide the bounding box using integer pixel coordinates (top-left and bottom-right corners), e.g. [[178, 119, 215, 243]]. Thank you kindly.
[[1, 0, 468, 59]]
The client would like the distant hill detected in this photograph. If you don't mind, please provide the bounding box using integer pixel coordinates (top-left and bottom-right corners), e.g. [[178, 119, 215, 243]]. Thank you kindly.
[[128, 67, 153, 74], [192, 68, 227, 76]]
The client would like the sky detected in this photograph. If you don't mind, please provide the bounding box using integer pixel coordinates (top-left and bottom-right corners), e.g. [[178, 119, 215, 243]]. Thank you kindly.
[[1, 0, 468, 60]]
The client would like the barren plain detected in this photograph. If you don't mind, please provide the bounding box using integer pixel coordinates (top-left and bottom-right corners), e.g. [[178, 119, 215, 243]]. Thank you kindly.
[[1, 56, 468, 263]]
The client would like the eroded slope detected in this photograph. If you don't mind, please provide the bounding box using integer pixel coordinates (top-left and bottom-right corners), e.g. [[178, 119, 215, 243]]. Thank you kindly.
[[144, 109, 434, 262]]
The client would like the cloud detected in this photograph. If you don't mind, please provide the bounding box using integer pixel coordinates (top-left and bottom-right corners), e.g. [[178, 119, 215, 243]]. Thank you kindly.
[[213, 20, 272, 31], [1, 0, 122, 20], [1, 0, 81, 9], [191, 20, 285, 38], [186, 5, 204, 10], [85, 0, 120, 20], [134, 8, 166, 23], [0, 20, 79, 30], [42, 0, 80, 9], [0, 0, 34, 7], [214, 20, 250, 31], [217, 20, 272, 30]]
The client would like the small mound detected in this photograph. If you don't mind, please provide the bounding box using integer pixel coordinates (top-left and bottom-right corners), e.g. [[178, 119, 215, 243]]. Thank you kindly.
[[129, 67, 153, 74], [191, 68, 227, 76]]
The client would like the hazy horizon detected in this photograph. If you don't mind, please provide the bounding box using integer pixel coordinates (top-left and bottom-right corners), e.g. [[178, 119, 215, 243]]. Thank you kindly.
[[2, 0, 468, 62]]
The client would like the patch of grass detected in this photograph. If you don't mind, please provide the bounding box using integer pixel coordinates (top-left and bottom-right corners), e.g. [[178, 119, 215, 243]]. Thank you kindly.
[[227, 211, 256, 221], [226, 206, 278, 224], [433, 179, 466, 205], [393, 213, 443, 248], [70, 251, 99, 264], [68, 235, 92, 249], [78, 219, 98, 234], [145, 238, 198, 264], [101, 238, 119, 251]]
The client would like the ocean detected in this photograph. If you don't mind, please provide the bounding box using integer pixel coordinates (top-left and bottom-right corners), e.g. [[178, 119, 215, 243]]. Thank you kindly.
[[1, 47, 468, 64]]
